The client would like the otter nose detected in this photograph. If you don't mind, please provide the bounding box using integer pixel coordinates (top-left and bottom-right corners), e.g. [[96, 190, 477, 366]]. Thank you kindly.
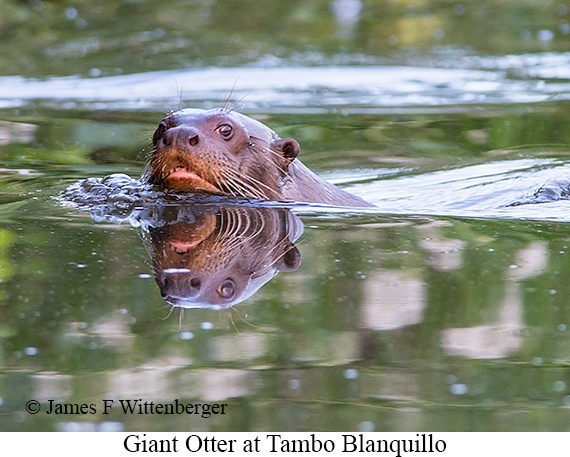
[[161, 126, 200, 148], [190, 278, 201, 290]]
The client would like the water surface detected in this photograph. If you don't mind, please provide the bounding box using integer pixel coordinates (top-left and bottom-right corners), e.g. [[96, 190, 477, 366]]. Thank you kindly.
[[3, 0, 570, 433]]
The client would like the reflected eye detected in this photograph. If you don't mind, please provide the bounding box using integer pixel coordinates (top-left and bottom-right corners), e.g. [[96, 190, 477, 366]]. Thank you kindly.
[[217, 279, 235, 299], [216, 124, 234, 140], [153, 122, 167, 144]]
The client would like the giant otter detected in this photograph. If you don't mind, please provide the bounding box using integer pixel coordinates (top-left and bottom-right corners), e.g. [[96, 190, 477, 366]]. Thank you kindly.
[[144, 108, 372, 207]]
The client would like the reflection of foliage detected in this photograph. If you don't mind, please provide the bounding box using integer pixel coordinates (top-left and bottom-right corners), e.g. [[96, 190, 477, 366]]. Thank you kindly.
[[0, 227, 15, 297], [269, 106, 570, 173], [0, 0, 569, 76]]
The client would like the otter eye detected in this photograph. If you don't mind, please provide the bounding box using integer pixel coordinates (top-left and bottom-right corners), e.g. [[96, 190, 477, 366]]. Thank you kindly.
[[153, 122, 167, 144], [217, 279, 235, 299], [216, 124, 234, 140]]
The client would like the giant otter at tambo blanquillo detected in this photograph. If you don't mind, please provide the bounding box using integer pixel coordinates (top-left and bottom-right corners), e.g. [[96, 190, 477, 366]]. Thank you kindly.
[[144, 108, 373, 208]]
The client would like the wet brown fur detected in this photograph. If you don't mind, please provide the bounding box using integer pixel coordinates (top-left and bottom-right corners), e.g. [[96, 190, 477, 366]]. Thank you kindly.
[[144, 108, 372, 207]]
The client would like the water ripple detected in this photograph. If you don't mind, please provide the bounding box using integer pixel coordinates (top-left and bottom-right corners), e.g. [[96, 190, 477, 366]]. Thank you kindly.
[[1, 63, 568, 112]]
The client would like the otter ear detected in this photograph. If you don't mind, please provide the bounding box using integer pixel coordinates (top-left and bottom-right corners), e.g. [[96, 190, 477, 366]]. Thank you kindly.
[[271, 138, 300, 166], [275, 245, 301, 272]]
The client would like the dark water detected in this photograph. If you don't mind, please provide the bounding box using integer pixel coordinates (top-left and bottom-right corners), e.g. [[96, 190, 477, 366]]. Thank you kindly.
[[3, 0, 570, 433]]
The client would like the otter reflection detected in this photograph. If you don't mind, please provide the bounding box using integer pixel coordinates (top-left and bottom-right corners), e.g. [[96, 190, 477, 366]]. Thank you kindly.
[[144, 205, 303, 309]]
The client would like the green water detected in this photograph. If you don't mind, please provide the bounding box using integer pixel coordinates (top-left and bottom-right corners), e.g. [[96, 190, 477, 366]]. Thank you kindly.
[[2, 0, 570, 432]]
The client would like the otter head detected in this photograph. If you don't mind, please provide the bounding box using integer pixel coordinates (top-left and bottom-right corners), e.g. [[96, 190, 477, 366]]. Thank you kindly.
[[148, 206, 303, 309], [145, 109, 300, 201]]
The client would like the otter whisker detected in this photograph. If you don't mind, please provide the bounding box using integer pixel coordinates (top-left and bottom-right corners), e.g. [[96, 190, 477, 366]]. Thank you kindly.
[[250, 213, 299, 277], [222, 176, 252, 199], [227, 308, 240, 333], [228, 92, 250, 113], [248, 137, 291, 176], [237, 172, 279, 199], [224, 172, 264, 198], [222, 169, 270, 199], [252, 238, 299, 279], [230, 305, 261, 330], [162, 305, 177, 320], [219, 175, 251, 199], [216, 175, 238, 197], [221, 171, 267, 200], [178, 308, 184, 332], [223, 75, 242, 111]]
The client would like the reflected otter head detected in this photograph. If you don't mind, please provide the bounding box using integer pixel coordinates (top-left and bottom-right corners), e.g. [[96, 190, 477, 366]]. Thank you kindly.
[[147, 205, 303, 309], [144, 109, 300, 201]]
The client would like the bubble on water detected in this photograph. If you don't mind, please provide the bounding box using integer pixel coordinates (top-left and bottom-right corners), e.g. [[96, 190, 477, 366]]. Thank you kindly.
[[25, 347, 37, 356], [488, 248, 494, 252], [288, 379, 301, 390], [561, 21, 570, 35], [559, 324, 567, 332], [554, 381, 567, 392], [450, 383, 468, 395], [358, 421, 375, 432], [509, 264, 518, 269], [89, 68, 102, 78], [331, 0, 363, 26], [57, 422, 81, 432], [453, 4, 466, 16], [65, 7, 78, 20], [77, 264, 86, 269], [99, 421, 125, 432], [343, 368, 359, 380], [139, 31, 152, 41], [56, 421, 97, 432], [538, 30, 554, 42], [445, 374, 457, 384], [200, 321, 214, 330], [179, 331, 194, 340], [138, 273, 152, 279], [550, 289, 558, 295], [88, 342, 98, 350], [119, 308, 128, 315], [532, 357, 543, 366], [75, 18, 87, 29]]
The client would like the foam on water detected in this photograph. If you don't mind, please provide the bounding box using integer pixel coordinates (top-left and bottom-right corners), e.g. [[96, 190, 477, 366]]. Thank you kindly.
[[60, 159, 570, 224], [351, 158, 570, 221]]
